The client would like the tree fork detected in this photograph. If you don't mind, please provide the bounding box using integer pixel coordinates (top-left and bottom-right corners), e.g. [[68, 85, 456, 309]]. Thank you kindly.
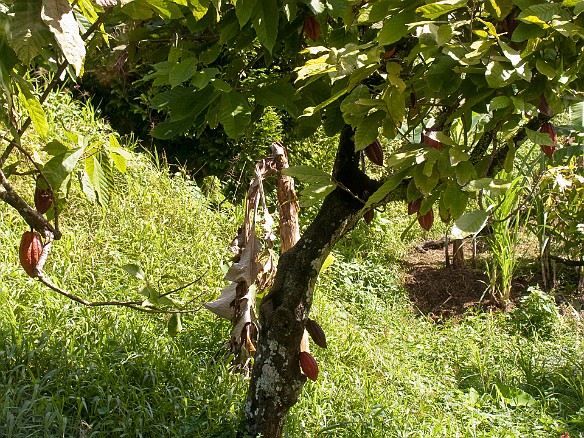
[[241, 126, 380, 436]]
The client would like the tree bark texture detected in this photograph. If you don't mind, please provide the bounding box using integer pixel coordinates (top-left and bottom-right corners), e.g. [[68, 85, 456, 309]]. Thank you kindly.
[[241, 126, 379, 437]]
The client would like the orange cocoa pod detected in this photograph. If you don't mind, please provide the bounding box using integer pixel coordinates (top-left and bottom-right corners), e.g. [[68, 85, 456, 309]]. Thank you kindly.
[[408, 198, 422, 215], [306, 318, 327, 348], [19, 231, 43, 277], [303, 16, 321, 41], [364, 139, 383, 166], [299, 351, 319, 381], [418, 209, 434, 231]]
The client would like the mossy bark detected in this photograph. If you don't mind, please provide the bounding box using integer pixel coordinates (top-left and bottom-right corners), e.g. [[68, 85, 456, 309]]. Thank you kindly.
[[240, 126, 380, 437]]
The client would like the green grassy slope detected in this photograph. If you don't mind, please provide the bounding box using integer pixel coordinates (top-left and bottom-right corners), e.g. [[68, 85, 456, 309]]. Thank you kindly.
[[1, 96, 584, 437]]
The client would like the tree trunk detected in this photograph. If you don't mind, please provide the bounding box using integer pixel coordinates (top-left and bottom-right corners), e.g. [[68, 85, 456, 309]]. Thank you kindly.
[[240, 126, 379, 437]]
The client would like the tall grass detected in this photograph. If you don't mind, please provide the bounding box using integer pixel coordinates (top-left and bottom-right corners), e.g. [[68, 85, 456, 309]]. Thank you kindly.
[[1, 93, 584, 437]]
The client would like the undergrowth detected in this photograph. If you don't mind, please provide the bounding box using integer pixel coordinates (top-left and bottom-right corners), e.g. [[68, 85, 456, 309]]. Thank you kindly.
[[1, 93, 584, 437]]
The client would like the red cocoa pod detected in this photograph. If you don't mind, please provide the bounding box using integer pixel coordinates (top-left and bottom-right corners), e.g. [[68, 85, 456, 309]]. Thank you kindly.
[[418, 209, 434, 231], [19, 231, 43, 277], [299, 351, 318, 381], [408, 198, 422, 215], [306, 318, 327, 348], [34, 186, 53, 215], [384, 47, 397, 59], [363, 209, 374, 224], [423, 134, 442, 150], [364, 139, 384, 166], [539, 122, 557, 158], [303, 15, 321, 41]]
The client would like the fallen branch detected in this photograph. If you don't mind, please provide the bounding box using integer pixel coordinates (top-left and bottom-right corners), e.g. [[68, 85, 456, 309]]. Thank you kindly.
[[550, 255, 584, 267]]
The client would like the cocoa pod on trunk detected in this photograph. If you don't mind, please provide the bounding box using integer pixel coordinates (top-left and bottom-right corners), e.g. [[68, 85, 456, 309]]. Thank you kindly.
[[19, 231, 43, 277], [306, 318, 327, 348], [299, 351, 319, 381], [539, 122, 557, 158], [363, 209, 374, 224], [34, 187, 53, 215]]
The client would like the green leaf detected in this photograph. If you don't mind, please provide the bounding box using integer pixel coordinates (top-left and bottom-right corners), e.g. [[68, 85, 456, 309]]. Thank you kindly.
[[168, 57, 198, 87], [219, 91, 251, 138], [363, 168, 409, 210], [187, 0, 209, 20], [167, 313, 182, 336], [378, 7, 417, 45], [236, 0, 259, 27], [451, 210, 488, 239], [85, 155, 110, 206], [455, 161, 476, 186], [282, 165, 332, 184], [535, 58, 556, 79], [442, 183, 469, 219], [355, 110, 385, 151], [526, 128, 554, 146], [42, 147, 84, 192], [299, 182, 336, 207], [10, 0, 54, 63], [41, 0, 86, 76], [252, 0, 278, 53], [43, 140, 69, 156], [416, 0, 467, 20], [14, 76, 48, 139], [121, 263, 146, 281]]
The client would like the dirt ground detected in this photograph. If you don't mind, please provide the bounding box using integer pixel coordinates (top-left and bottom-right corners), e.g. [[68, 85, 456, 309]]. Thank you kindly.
[[402, 240, 531, 320]]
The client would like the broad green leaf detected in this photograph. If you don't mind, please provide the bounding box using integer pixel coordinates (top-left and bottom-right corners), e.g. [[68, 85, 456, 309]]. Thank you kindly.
[[43, 140, 69, 156], [167, 313, 182, 336], [363, 168, 409, 209], [122, 263, 146, 280], [236, 0, 259, 26], [489, 96, 512, 111], [192, 68, 219, 88], [323, 104, 345, 136], [416, 0, 467, 20], [10, 0, 54, 62], [299, 181, 336, 207], [187, 0, 209, 20], [15, 76, 48, 139], [442, 183, 469, 219], [254, 79, 300, 116], [414, 164, 439, 195], [319, 253, 336, 274], [168, 57, 197, 87], [42, 147, 84, 191], [355, 110, 385, 151], [341, 85, 370, 126], [535, 58, 556, 79], [449, 146, 470, 166], [41, 0, 86, 76], [526, 128, 554, 146], [219, 91, 251, 138], [378, 8, 417, 45], [455, 161, 476, 186], [282, 165, 332, 183], [78, 170, 96, 203], [485, 60, 517, 88], [252, 0, 278, 53], [85, 155, 110, 206], [451, 210, 488, 239]]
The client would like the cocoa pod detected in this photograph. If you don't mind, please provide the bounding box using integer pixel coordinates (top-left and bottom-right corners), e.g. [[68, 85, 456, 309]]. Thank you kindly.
[[306, 318, 327, 348], [423, 134, 442, 150], [19, 231, 43, 277], [34, 186, 53, 215], [303, 16, 321, 41], [363, 209, 374, 224], [407, 198, 422, 215], [364, 139, 383, 166], [299, 351, 319, 381], [539, 122, 557, 158], [418, 209, 434, 231]]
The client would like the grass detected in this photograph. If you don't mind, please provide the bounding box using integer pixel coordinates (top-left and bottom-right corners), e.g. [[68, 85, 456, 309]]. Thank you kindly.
[[2, 92, 584, 437]]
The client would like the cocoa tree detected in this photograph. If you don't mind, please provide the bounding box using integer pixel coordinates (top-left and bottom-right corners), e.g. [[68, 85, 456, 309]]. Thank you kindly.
[[2, 0, 584, 436]]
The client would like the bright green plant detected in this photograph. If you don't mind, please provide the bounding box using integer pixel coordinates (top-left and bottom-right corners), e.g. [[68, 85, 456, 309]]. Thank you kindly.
[[484, 175, 529, 305], [509, 286, 561, 338]]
